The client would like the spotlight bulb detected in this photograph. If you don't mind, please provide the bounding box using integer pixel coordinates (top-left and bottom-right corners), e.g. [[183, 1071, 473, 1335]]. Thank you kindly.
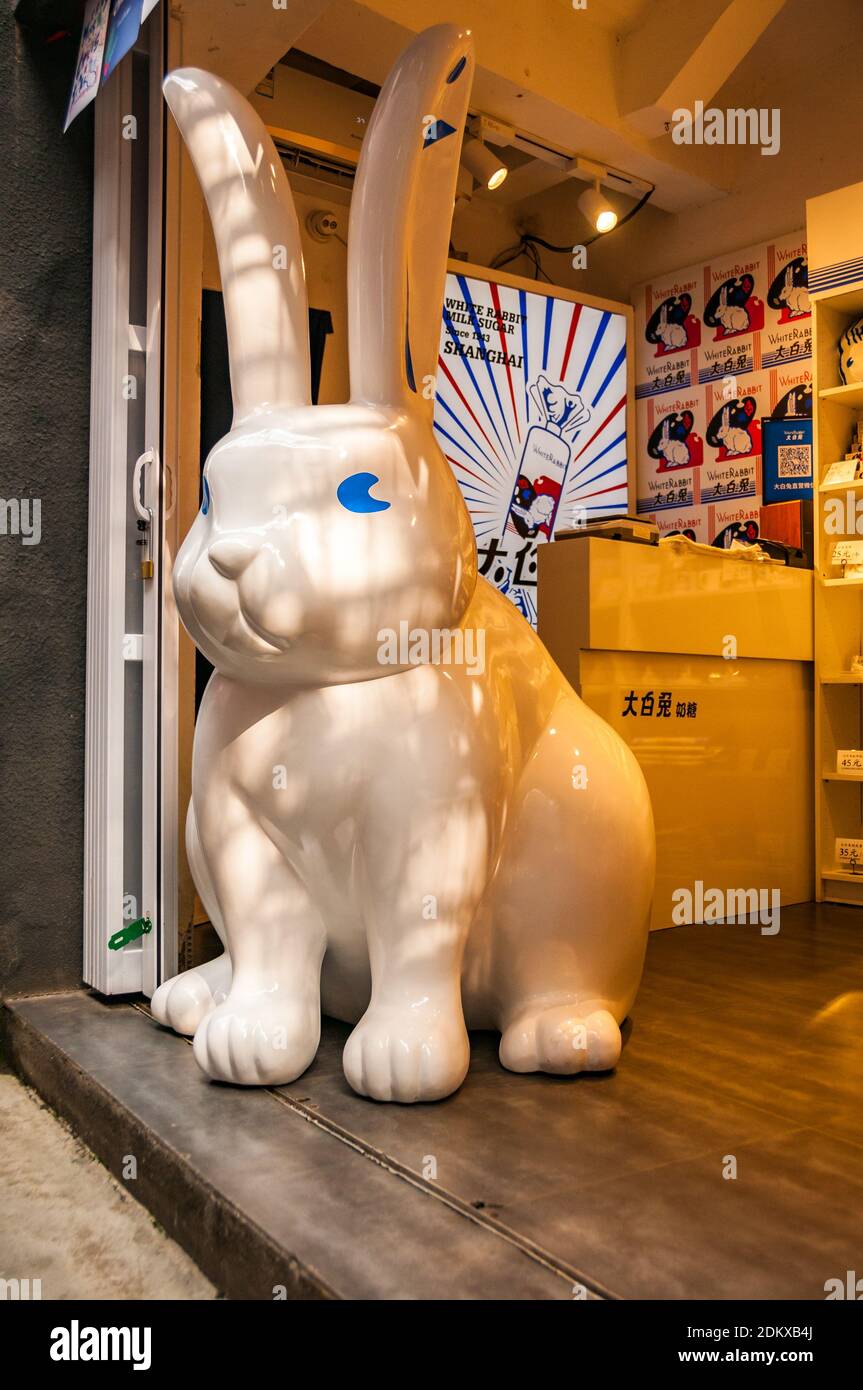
[[461, 135, 508, 192], [578, 181, 618, 233]]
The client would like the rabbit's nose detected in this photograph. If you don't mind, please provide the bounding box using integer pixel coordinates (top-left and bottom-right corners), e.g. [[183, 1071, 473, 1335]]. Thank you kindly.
[[208, 539, 255, 579]]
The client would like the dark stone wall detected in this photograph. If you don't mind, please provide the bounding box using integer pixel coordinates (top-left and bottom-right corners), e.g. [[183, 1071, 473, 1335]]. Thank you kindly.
[[0, 7, 93, 996]]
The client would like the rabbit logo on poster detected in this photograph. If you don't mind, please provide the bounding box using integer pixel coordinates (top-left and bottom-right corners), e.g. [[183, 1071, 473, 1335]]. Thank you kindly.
[[706, 396, 760, 460], [767, 257, 810, 322], [149, 28, 655, 1103], [647, 410, 703, 472], [704, 274, 764, 339], [645, 293, 701, 356]]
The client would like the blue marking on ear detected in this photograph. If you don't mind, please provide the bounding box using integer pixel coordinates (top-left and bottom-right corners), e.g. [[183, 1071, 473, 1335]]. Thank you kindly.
[[447, 55, 467, 83], [201, 476, 210, 515], [405, 274, 416, 393], [405, 327, 416, 393], [423, 117, 457, 148], [337, 472, 391, 514]]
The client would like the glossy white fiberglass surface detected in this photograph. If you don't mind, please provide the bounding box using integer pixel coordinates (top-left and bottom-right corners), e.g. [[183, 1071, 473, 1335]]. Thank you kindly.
[[150, 26, 655, 1102]]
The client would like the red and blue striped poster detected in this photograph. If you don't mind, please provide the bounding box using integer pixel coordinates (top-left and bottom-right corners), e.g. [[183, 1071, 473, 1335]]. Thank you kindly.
[[435, 271, 629, 626]]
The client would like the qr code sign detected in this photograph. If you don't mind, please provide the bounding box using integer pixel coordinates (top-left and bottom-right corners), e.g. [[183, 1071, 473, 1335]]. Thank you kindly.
[[777, 443, 811, 478]]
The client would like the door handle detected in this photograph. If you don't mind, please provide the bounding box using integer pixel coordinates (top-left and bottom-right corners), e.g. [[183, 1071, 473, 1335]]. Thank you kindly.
[[132, 448, 157, 579]]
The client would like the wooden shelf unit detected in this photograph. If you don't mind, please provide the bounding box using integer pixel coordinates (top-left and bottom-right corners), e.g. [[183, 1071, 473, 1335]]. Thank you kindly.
[[819, 381, 863, 408], [818, 477, 863, 495], [822, 867, 863, 884], [813, 280, 863, 903]]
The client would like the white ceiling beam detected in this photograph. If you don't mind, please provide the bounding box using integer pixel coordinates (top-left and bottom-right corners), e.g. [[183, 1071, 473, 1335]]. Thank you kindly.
[[176, 0, 334, 97], [619, 0, 789, 138]]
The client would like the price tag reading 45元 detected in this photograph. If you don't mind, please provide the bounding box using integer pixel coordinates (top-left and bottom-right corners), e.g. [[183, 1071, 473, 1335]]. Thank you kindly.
[[836, 749, 863, 773]]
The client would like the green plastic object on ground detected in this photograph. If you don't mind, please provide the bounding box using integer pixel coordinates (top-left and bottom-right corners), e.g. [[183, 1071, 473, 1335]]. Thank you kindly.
[[108, 916, 152, 951]]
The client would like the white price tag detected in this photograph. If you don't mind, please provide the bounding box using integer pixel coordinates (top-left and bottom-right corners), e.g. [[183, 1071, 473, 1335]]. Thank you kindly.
[[832, 540, 863, 572], [823, 459, 859, 487], [837, 749, 863, 772], [836, 837, 863, 865]]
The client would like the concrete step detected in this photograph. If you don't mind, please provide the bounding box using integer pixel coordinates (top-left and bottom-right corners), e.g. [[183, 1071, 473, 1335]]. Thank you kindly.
[[1, 992, 582, 1300]]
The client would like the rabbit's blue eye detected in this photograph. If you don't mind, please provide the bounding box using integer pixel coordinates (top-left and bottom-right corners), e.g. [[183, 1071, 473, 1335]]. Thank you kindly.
[[201, 477, 210, 515], [337, 472, 391, 514], [447, 55, 467, 83]]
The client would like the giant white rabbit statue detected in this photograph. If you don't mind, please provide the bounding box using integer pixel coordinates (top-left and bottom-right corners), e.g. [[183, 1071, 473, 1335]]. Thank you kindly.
[[150, 25, 655, 1102]]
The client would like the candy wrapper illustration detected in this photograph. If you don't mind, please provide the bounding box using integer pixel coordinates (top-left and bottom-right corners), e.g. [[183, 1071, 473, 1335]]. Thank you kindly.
[[505, 375, 590, 539]]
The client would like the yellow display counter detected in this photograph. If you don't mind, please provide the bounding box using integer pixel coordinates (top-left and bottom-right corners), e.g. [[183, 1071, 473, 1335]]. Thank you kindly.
[[538, 537, 814, 928]]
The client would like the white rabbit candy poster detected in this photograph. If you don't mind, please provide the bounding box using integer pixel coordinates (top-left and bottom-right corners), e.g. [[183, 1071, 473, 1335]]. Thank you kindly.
[[434, 272, 628, 627], [634, 230, 811, 544]]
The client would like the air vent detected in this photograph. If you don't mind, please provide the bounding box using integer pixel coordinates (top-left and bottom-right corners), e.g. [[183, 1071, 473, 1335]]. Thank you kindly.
[[272, 136, 357, 194]]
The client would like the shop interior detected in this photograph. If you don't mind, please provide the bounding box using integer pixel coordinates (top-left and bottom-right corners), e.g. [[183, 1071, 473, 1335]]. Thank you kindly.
[[7, 0, 863, 1303]]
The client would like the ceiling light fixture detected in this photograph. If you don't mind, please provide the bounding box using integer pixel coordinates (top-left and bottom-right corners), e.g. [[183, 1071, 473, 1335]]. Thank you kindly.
[[578, 178, 618, 234], [461, 134, 508, 191]]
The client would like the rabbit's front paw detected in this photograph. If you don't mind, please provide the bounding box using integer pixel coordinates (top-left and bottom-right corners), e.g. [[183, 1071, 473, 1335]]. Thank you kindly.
[[150, 953, 231, 1036], [192, 989, 319, 1086], [343, 1002, 469, 1103], [499, 1006, 621, 1076]]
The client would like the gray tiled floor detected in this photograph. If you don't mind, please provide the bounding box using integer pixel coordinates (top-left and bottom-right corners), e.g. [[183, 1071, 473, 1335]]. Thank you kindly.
[[6, 903, 863, 1299]]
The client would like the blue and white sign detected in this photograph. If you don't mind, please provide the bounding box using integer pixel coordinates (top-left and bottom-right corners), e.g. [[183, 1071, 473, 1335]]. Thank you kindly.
[[435, 272, 629, 625], [761, 416, 814, 502]]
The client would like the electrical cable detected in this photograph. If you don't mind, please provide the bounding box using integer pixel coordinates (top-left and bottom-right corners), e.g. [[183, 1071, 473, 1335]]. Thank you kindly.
[[491, 242, 547, 278], [491, 240, 527, 270], [488, 180, 654, 280], [525, 241, 552, 282], [522, 181, 656, 255]]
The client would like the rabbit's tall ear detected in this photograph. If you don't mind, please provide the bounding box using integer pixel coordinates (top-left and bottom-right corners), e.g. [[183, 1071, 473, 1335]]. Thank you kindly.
[[163, 68, 310, 421], [347, 25, 474, 409]]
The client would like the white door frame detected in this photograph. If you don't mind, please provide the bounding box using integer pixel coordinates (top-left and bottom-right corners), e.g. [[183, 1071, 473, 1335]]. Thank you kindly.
[[85, 4, 332, 994], [141, 10, 176, 997], [84, 12, 175, 995]]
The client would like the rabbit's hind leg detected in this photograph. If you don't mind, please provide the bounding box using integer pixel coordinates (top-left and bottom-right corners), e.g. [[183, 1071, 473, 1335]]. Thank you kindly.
[[490, 694, 653, 1077], [150, 802, 231, 1036], [150, 953, 231, 1038], [191, 796, 326, 1086], [499, 1004, 623, 1075]]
